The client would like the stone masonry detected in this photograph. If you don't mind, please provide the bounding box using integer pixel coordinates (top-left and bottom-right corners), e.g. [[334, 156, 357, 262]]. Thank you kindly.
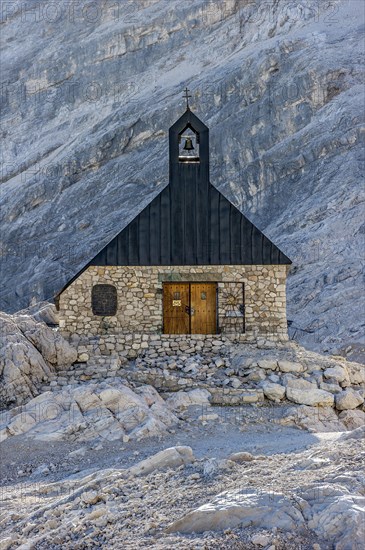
[[59, 265, 289, 356]]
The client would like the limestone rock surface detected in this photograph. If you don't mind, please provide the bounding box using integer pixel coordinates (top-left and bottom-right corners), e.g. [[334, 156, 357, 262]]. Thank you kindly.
[[338, 409, 365, 430], [299, 484, 365, 550], [129, 446, 194, 476], [323, 365, 350, 384], [286, 387, 334, 407], [0, 311, 77, 408], [281, 405, 345, 432], [166, 389, 211, 410], [261, 381, 286, 402], [278, 361, 305, 373], [166, 489, 305, 534], [0, 381, 178, 443], [335, 388, 364, 411]]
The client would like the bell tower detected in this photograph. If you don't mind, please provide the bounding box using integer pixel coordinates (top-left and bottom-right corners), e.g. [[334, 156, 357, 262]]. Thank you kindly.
[[169, 87, 210, 190]]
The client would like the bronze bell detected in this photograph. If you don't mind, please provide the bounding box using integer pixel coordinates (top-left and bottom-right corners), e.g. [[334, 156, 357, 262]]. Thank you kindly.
[[183, 137, 195, 151]]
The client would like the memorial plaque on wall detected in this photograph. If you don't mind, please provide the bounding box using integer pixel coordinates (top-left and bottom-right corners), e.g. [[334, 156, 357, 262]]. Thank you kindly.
[[92, 284, 117, 316]]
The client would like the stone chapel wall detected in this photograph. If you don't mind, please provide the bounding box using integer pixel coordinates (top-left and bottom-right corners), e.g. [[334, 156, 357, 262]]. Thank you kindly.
[[59, 265, 289, 355]]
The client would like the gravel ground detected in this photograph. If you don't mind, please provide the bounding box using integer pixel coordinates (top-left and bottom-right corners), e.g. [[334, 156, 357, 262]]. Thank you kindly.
[[0, 403, 324, 485], [1, 404, 361, 549]]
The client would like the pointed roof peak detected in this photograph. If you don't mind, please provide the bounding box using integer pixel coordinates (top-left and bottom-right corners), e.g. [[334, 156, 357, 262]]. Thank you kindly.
[[170, 106, 208, 134]]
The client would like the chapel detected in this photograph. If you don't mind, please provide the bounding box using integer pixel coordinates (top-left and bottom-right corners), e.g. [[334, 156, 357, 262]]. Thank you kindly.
[[56, 91, 291, 356]]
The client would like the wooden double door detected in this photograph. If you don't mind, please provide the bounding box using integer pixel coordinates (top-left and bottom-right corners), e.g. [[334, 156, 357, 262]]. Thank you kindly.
[[163, 282, 217, 334]]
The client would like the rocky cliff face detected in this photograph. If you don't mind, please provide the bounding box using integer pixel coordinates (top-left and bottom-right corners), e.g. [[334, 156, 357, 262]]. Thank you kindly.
[[1, 0, 364, 356]]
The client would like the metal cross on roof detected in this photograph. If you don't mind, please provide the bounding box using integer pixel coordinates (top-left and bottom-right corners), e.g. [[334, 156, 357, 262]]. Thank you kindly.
[[183, 87, 192, 110]]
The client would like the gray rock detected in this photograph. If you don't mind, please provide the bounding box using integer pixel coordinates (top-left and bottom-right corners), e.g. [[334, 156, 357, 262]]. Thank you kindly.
[[251, 534, 272, 547], [339, 425, 365, 441], [286, 387, 334, 407], [257, 360, 278, 371], [227, 452, 254, 463], [18, 301, 59, 326], [339, 409, 365, 430], [1, 381, 178, 443], [282, 406, 345, 433], [166, 488, 304, 534], [346, 362, 365, 386], [261, 381, 286, 402], [0, 311, 77, 407], [335, 388, 364, 411], [320, 381, 342, 394], [286, 378, 317, 390], [129, 446, 194, 476], [230, 377, 242, 389], [166, 388, 211, 410], [246, 369, 267, 382], [278, 361, 305, 373], [323, 365, 349, 384], [299, 484, 365, 549]]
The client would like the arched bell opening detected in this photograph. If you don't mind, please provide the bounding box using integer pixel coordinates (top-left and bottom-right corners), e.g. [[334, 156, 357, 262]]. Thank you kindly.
[[178, 125, 200, 163]]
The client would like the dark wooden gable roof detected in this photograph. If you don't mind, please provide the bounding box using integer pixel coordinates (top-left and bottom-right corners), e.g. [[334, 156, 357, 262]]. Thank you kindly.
[[56, 108, 291, 298], [89, 180, 290, 266]]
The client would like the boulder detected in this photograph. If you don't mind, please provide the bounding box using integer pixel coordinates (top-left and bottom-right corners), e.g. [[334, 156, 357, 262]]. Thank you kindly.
[[335, 388, 364, 411], [166, 489, 304, 534], [129, 446, 194, 476], [345, 362, 365, 386], [1, 382, 178, 443], [339, 409, 365, 430], [323, 365, 350, 385], [7, 412, 37, 436], [320, 381, 342, 394], [13, 314, 77, 366], [299, 484, 365, 549], [261, 381, 286, 402], [339, 425, 365, 441], [245, 370, 266, 382], [286, 387, 334, 407], [0, 310, 77, 408], [227, 452, 254, 463], [286, 379, 317, 390], [166, 389, 211, 410], [134, 385, 165, 406], [282, 406, 345, 432], [278, 361, 305, 373], [210, 389, 264, 405], [73, 388, 103, 413], [18, 301, 59, 326], [81, 490, 103, 505], [257, 360, 278, 371], [230, 377, 242, 389], [251, 534, 272, 547]]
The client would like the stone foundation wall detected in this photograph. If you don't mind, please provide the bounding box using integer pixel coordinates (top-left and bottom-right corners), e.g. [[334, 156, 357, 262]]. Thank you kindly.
[[59, 265, 289, 354]]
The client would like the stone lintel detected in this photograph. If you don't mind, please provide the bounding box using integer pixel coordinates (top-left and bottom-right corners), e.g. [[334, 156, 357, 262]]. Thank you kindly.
[[158, 272, 223, 282]]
